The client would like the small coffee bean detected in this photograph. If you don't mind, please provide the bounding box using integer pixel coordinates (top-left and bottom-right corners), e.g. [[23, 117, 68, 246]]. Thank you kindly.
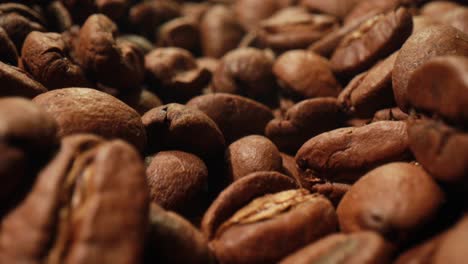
[[157, 17, 201, 54]]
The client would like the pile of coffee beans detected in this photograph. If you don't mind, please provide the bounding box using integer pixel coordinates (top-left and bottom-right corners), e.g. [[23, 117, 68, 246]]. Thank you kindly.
[[0, 0, 467, 263]]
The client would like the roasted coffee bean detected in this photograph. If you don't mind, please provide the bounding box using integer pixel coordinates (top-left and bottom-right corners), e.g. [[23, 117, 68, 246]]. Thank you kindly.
[[145, 47, 210, 103], [258, 7, 338, 51], [157, 17, 201, 54], [337, 162, 445, 243], [266, 97, 344, 154], [421, 1, 461, 17], [0, 61, 47, 98], [187, 93, 274, 143], [337, 52, 398, 118], [129, 0, 181, 41], [331, 8, 412, 78], [300, 0, 360, 18], [142, 103, 225, 159], [296, 121, 410, 183], [407, 55, 468, 125], [0, 26, 17, 66], [280, 231, 393, 264], [0, 3, 46, 50], [21, 31, 90, 89], [372, 107, 409, 122], [122, 89, 162, 115], [212, 47, 277, 103], [433, 215, 468, 264], [395, 233, 445, 264], [0, 134, 149, 263], [200, 5, 244, 58], [210, 189, 338, 264], [118, 34, 154, 55], [436, 7, 468, 34], [0, 97, 57, 209], [343, 0, 404, 25], [182, 2, 211, 23], [197, 56, 219, 75], [77, 14, 145, 92], [393, 25, 468, 111], [95, 0, 129, 21], [45, 1, 73, 33], [144, 203, 215, 264], [407, 118, 468, 187], [234, 0, 280, 31], [273, 50, 341, 100], [202, 171, 298, 239], [146, 151, 208, 215], [226, 135, 282, 181], [33, 87, 147, 151]]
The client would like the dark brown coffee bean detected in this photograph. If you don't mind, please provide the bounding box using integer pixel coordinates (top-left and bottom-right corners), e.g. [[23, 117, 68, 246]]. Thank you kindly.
[[142, 103, 225, 159], [393, 25, 468, 111], [407, 56, 468, 125], [45, 1, 73, 33], [309, 11, 381, 58], [280, 231, 393, 264], [146, 151, 208, 215], [337, 162, 445, 242], [21, 31, 90, 90], [273, 50, 341, 100], [337, 52, 398, 118], [122, 89, 162, 116], [266, 97, 344, 154], [395, 233, 445, 264], [210, 189, 337, 264], [33, 87, 147, 151], [331, 8, 413, 78], [226, 135, 282, 181], [258, 7, 338, 51], [61, 0, 97, 24], [77, 14, 145, 92], [0, 134, 149, 263], [296, 121, 410, 183], [202, 171, 297, 239], [308, 182, 351, 207], [144, 203, 215, 264], [280, 152, 301, 181], [372, 107, 409, 122], [300, 0, 360, 18], [0, 3, 46, 50], [186, 93, 274, 143], [343, 0, 403, 25], [433, 215, 468, 264], [118, 34, 154, 55], [0, 97, 58, 207], [129, 0, 181, 41], [234, 0, 280, 31], [0, 26, 16, 66], [212, 47, 277, 103], [96, 0, 129, 21], [157, 17, 201, 54], [407, 118, 468, 187], [145, 47, 210, 103], [0, 61, 47, 98]]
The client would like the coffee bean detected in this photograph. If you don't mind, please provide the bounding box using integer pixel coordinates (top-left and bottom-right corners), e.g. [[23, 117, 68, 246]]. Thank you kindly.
[[157, 17, 201, 54], [337, 162, 445, 242], [0, 61, 47, 97]]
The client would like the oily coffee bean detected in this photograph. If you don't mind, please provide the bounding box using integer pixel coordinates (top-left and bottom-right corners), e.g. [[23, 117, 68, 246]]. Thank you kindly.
[[266, 97, 344, 154], [226, 135, 283, 181], [202, 171, 297, 239], [212, 47, 278, 103], [331, 8, 413, 78], [407, 55, 468, 125], [280, 231, 393, 264], [33, 87, 147, 151], [273, 50, 341, 100], [142, 103, 225, 159], [145, 47, 210, 103], [0, 61, 47, 98], [210, 189, 338, 264], [144, 203, 215, 264], [77, 14, 145, 92], [200, 5, 244, 58], [146, 151, 208, 215], [21, 31, 90, 89], [186, 93, 274, 143], [0, 134, 149, 263], [258, 7, 338, 51], [296, 121, 410, 183], [393, 25, 468, 111], [407, 118, 468, 187], [337, 162, 445, 243]]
